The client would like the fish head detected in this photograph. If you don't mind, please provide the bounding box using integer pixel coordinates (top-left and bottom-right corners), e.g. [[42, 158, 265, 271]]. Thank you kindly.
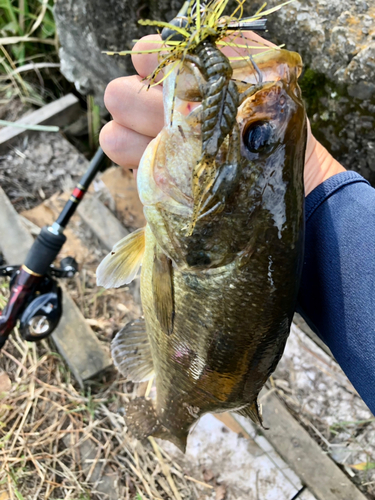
[[137, 48, 306, 269]]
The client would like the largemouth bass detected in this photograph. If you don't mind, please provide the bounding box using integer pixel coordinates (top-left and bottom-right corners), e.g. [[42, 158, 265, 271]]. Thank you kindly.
[[97, 46, 306, 451]]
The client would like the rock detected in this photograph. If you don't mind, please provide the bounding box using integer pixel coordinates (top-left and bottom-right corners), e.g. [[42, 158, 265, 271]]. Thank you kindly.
[[55, 0, 375, 183], [54, 0, 183, 108], [252, 0, 375, 184]]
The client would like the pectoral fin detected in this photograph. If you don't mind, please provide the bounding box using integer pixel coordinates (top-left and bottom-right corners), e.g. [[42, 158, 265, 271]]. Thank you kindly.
[[96, 227, 145, 288], [152, 247, 175, 335], [111, 318, 154, 382], [236, 400, 267, 429]]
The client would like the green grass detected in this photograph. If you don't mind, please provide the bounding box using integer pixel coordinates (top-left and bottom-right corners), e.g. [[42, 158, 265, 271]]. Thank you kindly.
[[0, 0, 58, 104]]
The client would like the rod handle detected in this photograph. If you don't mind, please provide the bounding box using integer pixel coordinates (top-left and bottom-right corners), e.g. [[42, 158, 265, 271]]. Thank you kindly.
[[24, 226, 66, 276]]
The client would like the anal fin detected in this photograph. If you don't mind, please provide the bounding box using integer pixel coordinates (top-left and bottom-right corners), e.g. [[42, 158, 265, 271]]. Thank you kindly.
[[96, 226, 146, 289], [126, 397, 160, 439], [111, 318, 154, 382], [236, 400, 268, 429], [126, 397, 188, 452]]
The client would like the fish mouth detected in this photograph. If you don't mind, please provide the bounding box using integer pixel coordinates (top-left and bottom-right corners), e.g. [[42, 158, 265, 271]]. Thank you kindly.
[[137, 49, 304, 218], [232, 49, 303, 87]]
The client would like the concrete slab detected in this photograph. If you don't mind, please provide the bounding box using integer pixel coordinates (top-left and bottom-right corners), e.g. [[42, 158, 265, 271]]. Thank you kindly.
[[160, 413, 302, 500]]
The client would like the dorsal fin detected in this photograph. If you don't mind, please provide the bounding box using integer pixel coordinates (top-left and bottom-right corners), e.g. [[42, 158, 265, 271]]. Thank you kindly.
[[111, 318, 154, 382], [96, 227, 145, 288], [236, 399, 268, 429], [152, 246, 175, 335]]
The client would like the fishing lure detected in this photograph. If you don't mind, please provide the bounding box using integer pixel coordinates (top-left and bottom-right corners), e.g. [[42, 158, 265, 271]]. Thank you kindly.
[[106, 0, 294, 232]]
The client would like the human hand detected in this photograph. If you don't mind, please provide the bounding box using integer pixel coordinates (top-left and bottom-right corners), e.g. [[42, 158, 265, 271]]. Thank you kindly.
[[99, 33, 345, 196]]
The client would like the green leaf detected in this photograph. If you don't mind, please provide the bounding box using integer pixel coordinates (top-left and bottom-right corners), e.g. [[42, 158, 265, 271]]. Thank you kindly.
[[349, 462, 375, 471], [0, 120, 59, 132], [14, 489, 25, 500]]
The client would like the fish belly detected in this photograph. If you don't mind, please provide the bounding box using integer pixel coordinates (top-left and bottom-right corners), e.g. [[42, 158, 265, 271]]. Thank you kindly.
[[140, 224, 299, 439]]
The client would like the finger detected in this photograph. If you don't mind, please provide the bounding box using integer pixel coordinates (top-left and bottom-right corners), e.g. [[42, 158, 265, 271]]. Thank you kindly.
[[132, 34, 163, 79], [104, 75, 164, 138], [99, 120, 154, 168], [131, 32, 276, 79]]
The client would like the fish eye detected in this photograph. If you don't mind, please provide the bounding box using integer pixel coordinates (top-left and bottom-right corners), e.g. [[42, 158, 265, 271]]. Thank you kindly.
[[243, 121, 273, 154]]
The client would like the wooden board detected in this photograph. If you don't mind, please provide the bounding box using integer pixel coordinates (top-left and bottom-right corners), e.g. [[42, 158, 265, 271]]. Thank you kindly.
[[99, 167, 146, 228], [0, 94, 81, 152], [162, 411, 313, 500], [0, 185, 34, 264], [52, 289, 111, 387], [293, 313, 334, 359], [78, 194, 129, 251], [260, 392, 367, 500]]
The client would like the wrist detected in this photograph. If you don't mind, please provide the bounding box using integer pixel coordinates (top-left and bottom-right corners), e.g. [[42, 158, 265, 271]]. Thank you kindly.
[[304, 129, 346, 196]]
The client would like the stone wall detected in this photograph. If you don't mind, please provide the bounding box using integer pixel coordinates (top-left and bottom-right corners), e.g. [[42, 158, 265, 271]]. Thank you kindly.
[[255, 0, 375, 184], [54, 0, 183, 106], [54, 0, 375, 183]]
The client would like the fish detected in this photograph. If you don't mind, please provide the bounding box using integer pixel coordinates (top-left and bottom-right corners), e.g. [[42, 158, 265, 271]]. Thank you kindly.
[[97, 4, 307, 452]]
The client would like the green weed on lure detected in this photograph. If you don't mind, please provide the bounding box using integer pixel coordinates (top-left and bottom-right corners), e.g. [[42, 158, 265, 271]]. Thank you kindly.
[[105, 1, 295, 232]]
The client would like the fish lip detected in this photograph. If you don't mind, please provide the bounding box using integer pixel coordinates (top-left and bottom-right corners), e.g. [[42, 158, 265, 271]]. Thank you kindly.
[[231, 49, 303, 86]]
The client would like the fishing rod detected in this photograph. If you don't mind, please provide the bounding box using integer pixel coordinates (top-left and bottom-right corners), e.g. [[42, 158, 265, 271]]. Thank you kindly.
[[0, 147, 106, 351]]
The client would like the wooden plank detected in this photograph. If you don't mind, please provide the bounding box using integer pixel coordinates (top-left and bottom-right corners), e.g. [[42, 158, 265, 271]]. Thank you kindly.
[[78, 194, 129, 251], [293, 313, 334, 359], [52, 289, 111, 387], [0, 94, 81, 152], [162, 413, 303, 499], [0, 186, 34, 264], [260, 392, 367, 500]]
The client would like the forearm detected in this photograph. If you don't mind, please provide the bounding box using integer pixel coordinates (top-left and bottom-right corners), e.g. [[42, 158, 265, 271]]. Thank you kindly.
[[297, 171, 375, 414]]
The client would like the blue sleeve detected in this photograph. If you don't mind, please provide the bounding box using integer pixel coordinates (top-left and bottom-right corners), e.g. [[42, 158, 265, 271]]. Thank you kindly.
[[297, 171, 375, 415]]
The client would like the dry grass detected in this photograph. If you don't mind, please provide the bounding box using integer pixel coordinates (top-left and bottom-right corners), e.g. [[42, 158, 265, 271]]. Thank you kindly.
[[0, 273, 203, 500], [0, 248, 206, 500]]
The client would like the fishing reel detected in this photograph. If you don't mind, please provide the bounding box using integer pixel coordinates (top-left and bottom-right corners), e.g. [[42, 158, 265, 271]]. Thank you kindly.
[[0, 256, 78, 344], [0, 147, 106, 352]]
